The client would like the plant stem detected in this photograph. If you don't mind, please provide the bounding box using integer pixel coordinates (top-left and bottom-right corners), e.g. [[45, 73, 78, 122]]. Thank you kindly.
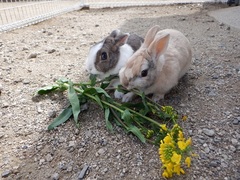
[[110, 108, 128, 129], [61, 82, 162, 128]]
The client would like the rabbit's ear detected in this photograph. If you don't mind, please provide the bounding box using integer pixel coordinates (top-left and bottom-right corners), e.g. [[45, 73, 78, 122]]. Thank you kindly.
[[148, 33, 170, 61], [110, 29, 121, 38], [115, 33, 129, 47], [143, 25, 161, 47]]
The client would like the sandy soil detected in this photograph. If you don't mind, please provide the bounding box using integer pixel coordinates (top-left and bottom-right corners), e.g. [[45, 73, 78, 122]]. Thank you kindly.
[[0, 3, 239, 180]]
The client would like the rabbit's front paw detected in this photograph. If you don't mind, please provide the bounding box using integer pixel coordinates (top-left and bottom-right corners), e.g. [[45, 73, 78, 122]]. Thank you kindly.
[[122, 92, 135, 102], [152, 93, 164, 102], [114, 90, 124, 99]]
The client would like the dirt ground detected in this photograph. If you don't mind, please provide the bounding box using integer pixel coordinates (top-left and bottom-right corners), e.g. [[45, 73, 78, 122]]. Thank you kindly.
[[0, 3, 239, 180]]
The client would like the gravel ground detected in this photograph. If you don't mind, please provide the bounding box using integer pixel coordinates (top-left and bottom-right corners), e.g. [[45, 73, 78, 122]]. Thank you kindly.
[[0, 3, 239, 180]]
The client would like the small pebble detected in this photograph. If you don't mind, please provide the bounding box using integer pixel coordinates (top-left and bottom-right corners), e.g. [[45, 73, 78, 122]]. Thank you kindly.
[[28, 53, 37, 59], [37, 104, 43, 113], [2, 101, 9, 108], [102, 168, 108, 174], [23, 79, 30, 84], [59, 161, 67, 170], [52, 172, 60, 180], [229, 145, 236, 152], [69, 141, 76, 147], [1, 170, 12, 178], [48, 111, 57, 118], [233, 119, 239, 125], [48, 49, 56, 54], [97, 148, 105, 155], [219, 22, 224, 26], [22, 47, 29, 51], [67, 165, 73, 172], [46, 153, 53, 162], [0, 83, 2, 95], [78, 164, 89, 180], [39, 158, 45, 165], [210, 160, 219, 167], [203, 128, 215, 137], [231, 138, 238, 145]]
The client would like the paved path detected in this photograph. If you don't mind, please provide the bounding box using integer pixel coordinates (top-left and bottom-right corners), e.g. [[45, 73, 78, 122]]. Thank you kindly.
[[208, 6, 240, 29]]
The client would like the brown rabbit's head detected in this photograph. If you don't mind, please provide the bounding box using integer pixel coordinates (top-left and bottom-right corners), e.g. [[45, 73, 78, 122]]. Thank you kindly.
[[119, 26, 170, 91], [95, 30, 129, 73]]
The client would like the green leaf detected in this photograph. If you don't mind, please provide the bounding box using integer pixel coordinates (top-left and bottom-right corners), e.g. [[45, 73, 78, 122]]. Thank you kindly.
[[48, 106, 73, 130], [83, 88, 97, 95], [138, 92, 149, 115], [121, 110, 132, 123], [89, 74, 97, 86], [100, 82, 110, 89], [68, 82, 81, 126], [95, 87, 111, 98], [104, 108, 113, 132], [56, 77, 69, 84], [94, 95, 103, 108], [37, 85, 59, 95], [127, 125, 146, 143]]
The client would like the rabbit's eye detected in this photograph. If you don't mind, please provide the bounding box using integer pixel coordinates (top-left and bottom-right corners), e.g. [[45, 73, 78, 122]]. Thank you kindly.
[[101, 52, 108, 60], [141, 69, 148, 77]]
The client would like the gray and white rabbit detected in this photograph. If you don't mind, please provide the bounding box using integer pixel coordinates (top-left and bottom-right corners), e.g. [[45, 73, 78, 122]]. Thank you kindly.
[[119, 25, 192, 102], [85, 29, 144, 98]]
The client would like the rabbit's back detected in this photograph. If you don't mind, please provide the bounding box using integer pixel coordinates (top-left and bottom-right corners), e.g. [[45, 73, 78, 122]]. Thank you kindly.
[[157, 29, 192, 79]]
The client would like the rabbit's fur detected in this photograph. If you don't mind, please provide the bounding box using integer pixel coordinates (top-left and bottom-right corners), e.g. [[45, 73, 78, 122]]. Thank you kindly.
[[119, 25, 192, 102], [85, 29, 144, 98]]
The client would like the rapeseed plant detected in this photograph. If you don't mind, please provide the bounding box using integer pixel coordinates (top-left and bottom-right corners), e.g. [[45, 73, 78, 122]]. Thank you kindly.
[[37, 76, 194, 179], [159, 123, 193, 178]]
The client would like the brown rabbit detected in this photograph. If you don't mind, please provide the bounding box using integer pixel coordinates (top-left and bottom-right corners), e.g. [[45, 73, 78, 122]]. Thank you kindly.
[[86, 29, 143, 80], [85, 29, 144, 99], [119, 25, 192, 102]]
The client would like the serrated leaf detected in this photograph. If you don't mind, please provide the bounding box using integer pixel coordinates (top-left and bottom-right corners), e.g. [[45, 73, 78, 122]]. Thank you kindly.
[[127, 125, 146, 143], [37, 85, 59, 95], [68, 83, 81, 126], [48, 106, 73, 130], [104, 108, 113, 132]]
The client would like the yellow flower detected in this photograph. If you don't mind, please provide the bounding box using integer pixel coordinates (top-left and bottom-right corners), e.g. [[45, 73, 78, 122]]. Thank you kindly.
[[178, 131, 185, 141], [166, 162, 174, 172], [162, 106, 166, 112], [178, 141, 188, 151], [146, 130, 154, 138], [185, 157, 191, 168], [159, 142, 174, 163], [159, 123, 194, 178], [186, 137, 192, 146], [173, 124, 180, 129], [165, 163, 173, 177], [160, 124, 167, 131], [163, 134, 173, 144], [191, 153, 198, 157], [173, 164, 185, 175], [162, 170, 170, 178], [182, 115, 188, 121], [171, 152, 181, 164], [178, 137, 191, 151]]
